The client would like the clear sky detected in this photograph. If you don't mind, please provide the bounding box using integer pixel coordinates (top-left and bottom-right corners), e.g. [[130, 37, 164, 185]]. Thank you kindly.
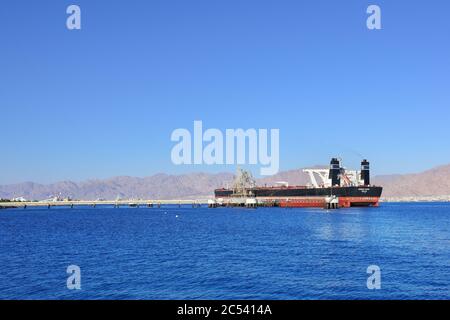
[[1, 0, 449, 184]]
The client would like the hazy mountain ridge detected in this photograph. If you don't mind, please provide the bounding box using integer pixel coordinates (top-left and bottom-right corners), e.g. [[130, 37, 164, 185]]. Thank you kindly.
[[372, 164, 450, 197], [0, 173, 235, 200], [1, 164, 450, 200]]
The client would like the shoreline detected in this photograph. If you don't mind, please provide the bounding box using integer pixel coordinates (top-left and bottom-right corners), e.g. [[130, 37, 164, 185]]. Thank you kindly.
[[1, 198, 450, 209], [381, 195, 450, 203]]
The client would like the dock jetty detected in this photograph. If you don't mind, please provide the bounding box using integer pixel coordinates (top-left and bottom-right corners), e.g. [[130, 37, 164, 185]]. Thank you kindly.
[[0, 199, 209, 209]]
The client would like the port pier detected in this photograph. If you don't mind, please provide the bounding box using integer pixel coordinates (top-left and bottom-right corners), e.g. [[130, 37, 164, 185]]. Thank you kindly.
[[0, 200, 208, 209]]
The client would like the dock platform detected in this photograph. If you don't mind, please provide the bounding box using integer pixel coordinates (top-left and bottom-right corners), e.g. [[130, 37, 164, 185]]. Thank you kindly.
[[0, 199, 209, 209]]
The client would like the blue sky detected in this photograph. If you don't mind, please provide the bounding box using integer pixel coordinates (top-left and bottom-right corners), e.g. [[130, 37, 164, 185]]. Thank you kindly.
[[1, 0, 449, 184]]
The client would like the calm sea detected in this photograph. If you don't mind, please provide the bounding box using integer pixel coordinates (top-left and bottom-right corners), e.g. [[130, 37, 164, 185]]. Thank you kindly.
[[0, 203, 449, 300]]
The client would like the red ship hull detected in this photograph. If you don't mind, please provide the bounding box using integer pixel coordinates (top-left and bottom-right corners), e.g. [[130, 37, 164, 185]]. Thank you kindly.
[[214, 186, 383, 208], [276, 196, 380, 208]]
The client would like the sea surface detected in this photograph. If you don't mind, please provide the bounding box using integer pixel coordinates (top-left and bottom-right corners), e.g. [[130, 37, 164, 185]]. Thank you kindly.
[[0, 203, 449, 300]]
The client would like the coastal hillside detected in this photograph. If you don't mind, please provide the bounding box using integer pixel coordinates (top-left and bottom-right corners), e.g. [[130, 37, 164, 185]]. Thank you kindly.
[[1, 164, 450, 200], [0, 173, 234, 201], [372, 164, 450, 197]]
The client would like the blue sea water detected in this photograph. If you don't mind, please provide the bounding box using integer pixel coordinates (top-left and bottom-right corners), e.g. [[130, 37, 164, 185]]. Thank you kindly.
[[0, 203, 449, 300]]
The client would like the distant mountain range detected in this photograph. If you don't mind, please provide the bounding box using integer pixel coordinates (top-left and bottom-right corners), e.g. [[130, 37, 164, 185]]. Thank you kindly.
[[372, 164, 450, 197], [0, 173, 235, 201], [1, 164, 449, 200]]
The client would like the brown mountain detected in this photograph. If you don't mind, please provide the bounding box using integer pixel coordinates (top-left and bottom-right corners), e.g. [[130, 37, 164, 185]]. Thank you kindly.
[[1, 164, 449, 201], [372, 164, 450, 197], [0, 173, 234, 201]]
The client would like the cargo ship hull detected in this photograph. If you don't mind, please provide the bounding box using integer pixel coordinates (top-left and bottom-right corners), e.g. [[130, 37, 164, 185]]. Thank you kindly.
[[214, 186, 382, 208], [213, 158, 383, 209]]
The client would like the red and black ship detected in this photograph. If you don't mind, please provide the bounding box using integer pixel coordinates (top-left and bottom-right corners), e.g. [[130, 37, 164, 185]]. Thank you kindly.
[[213, 158, 383, 208]]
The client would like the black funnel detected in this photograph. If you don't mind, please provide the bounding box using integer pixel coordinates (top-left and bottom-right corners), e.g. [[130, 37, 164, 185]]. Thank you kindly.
[[328, 158, 341, 186], [360, 159, 370, 185]]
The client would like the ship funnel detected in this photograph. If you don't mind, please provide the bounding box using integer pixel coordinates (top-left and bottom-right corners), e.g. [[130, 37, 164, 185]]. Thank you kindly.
[[328, 158, 341, 186], [360, 159, 370, 186]]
